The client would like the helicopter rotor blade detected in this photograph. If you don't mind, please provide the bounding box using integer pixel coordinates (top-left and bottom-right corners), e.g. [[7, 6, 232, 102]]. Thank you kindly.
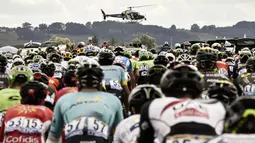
[[128, 4, 155, 9]]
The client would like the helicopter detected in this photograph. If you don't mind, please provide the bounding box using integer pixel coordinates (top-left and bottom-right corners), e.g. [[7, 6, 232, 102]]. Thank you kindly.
[[101, 5, 154, 22]]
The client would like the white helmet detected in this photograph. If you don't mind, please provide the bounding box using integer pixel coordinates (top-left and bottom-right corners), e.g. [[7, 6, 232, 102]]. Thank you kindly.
[[176, 54, 192, 63], [175, 43, 181, 48], [164, 41, 169, 45], [166, 53, 175, 62]]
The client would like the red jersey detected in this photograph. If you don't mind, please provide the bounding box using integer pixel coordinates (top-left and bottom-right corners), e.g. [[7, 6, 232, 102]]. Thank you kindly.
[[0, 105, 53, 143], [54, 87, 77, 105]]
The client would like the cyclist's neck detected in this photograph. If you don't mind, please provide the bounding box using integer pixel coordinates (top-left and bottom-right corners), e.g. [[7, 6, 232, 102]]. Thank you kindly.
[[80, 88, 99, 92]]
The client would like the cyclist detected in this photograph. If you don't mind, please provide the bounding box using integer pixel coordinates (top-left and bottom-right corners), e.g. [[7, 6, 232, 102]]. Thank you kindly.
[[0, 81, 53, 143], [207, 96, 255, 143], [98, 49, 130, 114], [206, 79, 238, 104], [139, 64, 226, 143], [137, 52, 154, 85], [0, 54, 8, 90], [147, 65, 167, 86], [114, 85, 164, 143], [114, 46, 135, 89], [46, 59, 123, 143], [124, 50, 139, 84]]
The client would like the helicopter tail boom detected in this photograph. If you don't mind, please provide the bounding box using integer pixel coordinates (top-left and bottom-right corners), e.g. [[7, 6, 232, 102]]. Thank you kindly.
[[101, 9, 107, 20]]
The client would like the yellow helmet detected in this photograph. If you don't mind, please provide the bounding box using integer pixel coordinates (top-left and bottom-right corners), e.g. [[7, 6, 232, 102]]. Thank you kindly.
[[77, 48, 85, 56], [64, 52, 73, 59]]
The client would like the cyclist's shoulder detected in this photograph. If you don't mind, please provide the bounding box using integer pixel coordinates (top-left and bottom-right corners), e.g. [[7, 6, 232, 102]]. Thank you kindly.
[[0, 88, 19, 95]]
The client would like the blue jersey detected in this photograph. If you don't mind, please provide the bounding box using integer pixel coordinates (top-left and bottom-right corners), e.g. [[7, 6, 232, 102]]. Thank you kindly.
[[101, 65, 127, 91], [115, 56, 133, 72], [49, 91, 123, 140]]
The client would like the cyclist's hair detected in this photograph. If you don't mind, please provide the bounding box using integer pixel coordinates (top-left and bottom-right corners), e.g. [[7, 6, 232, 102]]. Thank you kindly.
[[62, 70, 77, 87]]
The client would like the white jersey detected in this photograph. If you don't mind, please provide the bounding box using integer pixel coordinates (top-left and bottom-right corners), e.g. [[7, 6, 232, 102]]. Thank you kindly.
[[61, 61, 68, 70], [74, 55, 90, 63], [207, 134, 255, 143], [140, 97, 226, 143], [114, 115, 140, 143], [53, 63, 62, 78]]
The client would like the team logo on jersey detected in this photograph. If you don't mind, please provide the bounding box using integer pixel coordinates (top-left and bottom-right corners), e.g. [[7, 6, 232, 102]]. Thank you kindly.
[[174, 108, 209, 119], [14, 106, 37, 114]]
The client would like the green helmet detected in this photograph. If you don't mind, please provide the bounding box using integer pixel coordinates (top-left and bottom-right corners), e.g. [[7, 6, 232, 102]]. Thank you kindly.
[[139, 52, 149, 61], [8, 65, 33, 85], [124, 50, 132, 59], [147, 52, 154, 60]]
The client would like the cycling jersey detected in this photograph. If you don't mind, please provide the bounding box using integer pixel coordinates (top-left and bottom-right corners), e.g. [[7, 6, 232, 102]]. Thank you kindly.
[[0, 73, 8, 90], [0, 89, 21, 112], [115, 56, 133, 72], [130, 59, 138, 72], [29, 63, 41, 73], [237, 73, 255, 96], [139, 98, 226, 143], [114, 115, 140, 143], [0, 104, 53, 143], [54, 87, 78, 105], [233, 63, 247, 78], [49, 77, 60, 91], [137, 60, 154, 84], [53, 63, 63, 79], [61, 61, 69, 70], [206, 134, 255, 143], [49, 92, 123, 142], [201, 72, 228, 93], [101, 65, 127, 91]]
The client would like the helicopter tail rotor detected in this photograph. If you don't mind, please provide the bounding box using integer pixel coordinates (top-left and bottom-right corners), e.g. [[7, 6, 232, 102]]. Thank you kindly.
[[101, 9, 107, 20]]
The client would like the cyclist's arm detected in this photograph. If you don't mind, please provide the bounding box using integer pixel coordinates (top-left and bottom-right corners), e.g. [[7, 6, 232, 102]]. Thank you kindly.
[[127, 60, 135, 89], [46, 101, 64, 143]]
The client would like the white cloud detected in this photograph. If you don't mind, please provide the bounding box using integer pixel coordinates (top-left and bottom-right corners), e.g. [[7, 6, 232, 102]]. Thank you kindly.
[[0, 0, 254, 28]]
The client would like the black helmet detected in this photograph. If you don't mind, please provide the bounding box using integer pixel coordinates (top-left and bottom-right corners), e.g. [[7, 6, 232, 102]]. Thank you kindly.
[[40, 61, 55, 77], [224, 96, 255, 134], [150, 49, 157, 54], [77, 59, 103, 90], [20, 81, 48, 105], [207, 80, 238, 104], [98, 49, 115, 65], [246, 56, 255, 73], [62, 70, 77, 87], [114, 46, 124, 56], [33, 72, 49, 85], [160, 64, 203, 99], [154, 55, 169, 66], [190, 44, 201, 55], [239, 50, 252, 64], [0, 54, 7, 73], [129, 84, 164, 114], [48, 53, 62, 63], [38, 51, 47, 59], [196, 47, 218, 70], [147, 65, 167, 86]]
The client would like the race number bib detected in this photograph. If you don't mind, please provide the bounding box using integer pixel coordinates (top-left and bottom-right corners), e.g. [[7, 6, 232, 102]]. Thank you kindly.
[[238, 68, 247, 76], [165, 134, 212, 143], [229, 66, 234, 72], [53, 72, 62, 78], [5, 117, 43, 134], [64, 117, 109, 140], [109, 80, 122, 91], [243, 84, 255, 96]]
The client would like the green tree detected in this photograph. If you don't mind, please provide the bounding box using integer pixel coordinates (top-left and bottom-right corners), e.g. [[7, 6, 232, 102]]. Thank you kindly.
[[133, 34, 156, 49], [22, 22, 32, 29], [38, 23, 48, 31], [92, 36, 99, 46], [191, 24, 200, 32], [110, 37, 117, 46]]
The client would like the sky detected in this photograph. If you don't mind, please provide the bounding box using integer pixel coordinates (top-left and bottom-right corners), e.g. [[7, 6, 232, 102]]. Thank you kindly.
[[0, 0, 254, 29]]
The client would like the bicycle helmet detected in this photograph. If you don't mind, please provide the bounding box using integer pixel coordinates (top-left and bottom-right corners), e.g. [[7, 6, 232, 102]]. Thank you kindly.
[[139, 52, 149, 61], [147, 52, 154, 60], [62, 70, 77, 87], [12, 55, 21, 60], [4, 53, 12, 60], [154, 55, 169, 66], [48, 53, 62, 63], [85, 45, 96, 57], [33, 72, 49, 85], [38, 51, 47, 59], [77, 59, 103, 90], [166, 53, 175, 62], [124, 50, 132, 59], [190, 43, 201, 55], [196, 47, 218, 70], [150, 49, 157, 54], [8, 65, 33, 86], [160, 64, 203, 99], [211, 43, 221, 50], [20, 81, 48, 105], [147, 65, 167, 85], [176, 54, 192, 65], [129, 84, 164, 114], [207, 80, 238, 104], [40, 61, 56, 77], [77, 48, 85, 56], [12, 58, 25, 67], [114, 46, 125, 56], [224, 96, 255, 133], [33, 55, 43, 63], [246, 56, 255, 73], [98, 49, 115, 66], [77, 42, 85, 48], [46, 46, 56, 54], [239, 50, 252, 64]]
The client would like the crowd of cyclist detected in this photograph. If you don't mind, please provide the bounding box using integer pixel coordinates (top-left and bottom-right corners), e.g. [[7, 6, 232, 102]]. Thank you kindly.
[[0, 40, 254, 143]]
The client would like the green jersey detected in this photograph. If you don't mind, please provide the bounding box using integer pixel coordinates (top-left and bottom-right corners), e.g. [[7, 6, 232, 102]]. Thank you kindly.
[[0, 88, 21, 112]]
